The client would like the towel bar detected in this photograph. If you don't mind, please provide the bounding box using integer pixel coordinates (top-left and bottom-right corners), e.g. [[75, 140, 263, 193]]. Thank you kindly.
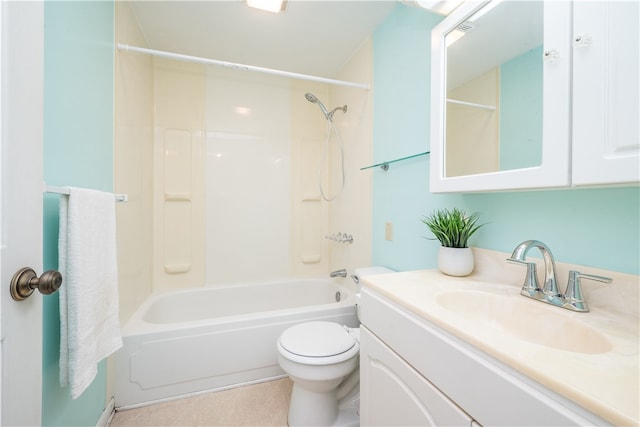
[[44, 184, 128, 202]]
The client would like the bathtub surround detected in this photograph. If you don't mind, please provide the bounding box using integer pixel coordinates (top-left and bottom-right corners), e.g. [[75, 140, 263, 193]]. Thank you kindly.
[[116, 10, 373, 321], [325, 40, 375, 280], [153, 58, 206, 291], [206, 67, 292, 284]]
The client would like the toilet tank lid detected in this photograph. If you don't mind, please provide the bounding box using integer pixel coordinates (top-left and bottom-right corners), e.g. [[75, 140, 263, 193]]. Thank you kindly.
[[279, 321, 355, 357]]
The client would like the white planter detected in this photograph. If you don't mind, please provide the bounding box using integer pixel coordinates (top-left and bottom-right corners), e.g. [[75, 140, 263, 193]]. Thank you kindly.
[[438, 246, 474, 277]]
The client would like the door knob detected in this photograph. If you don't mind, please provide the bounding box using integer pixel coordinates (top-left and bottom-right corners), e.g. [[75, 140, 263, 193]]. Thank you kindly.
[[10, 267, 63, 301]]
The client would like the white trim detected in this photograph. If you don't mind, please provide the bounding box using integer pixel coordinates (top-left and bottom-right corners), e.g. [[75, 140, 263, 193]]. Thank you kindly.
[[0, 0, 3, 421], [96, 397, 115, 427]]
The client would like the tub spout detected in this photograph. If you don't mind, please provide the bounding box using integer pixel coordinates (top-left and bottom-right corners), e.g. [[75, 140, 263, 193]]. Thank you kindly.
[[330, 269, 347, 278]]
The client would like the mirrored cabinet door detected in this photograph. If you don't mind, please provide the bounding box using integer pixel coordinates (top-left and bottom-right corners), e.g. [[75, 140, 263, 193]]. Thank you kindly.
[[430, 1, 572, 193]]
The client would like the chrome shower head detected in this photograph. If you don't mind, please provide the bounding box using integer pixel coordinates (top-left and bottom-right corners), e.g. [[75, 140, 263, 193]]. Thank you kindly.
[[305, 92, 330, 118]]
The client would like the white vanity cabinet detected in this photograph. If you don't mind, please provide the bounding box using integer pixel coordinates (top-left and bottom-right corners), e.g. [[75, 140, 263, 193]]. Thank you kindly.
[[360, 326, 474, 426], [572, 1, 640, 186], [359, 287, 611, 427]]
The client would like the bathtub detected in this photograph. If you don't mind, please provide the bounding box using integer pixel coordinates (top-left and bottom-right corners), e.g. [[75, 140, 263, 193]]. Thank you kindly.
[[114, 278, 358, 409]]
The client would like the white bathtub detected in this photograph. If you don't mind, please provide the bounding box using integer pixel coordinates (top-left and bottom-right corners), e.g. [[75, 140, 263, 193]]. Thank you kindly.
[[114, 279, 358, 409]]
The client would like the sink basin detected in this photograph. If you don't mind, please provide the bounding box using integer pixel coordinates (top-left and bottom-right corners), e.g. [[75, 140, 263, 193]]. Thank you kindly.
[[436, 290, 613, 354]]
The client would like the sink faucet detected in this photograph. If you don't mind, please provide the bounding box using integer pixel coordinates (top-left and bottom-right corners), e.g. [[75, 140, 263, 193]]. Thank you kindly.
[[508, 240, 562, 303], [507, 240, 612, 312], [330, 269, 347, 278]]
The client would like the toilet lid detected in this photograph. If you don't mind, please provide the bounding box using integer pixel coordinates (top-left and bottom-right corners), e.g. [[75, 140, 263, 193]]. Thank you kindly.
[[279, 321, 356, 358]]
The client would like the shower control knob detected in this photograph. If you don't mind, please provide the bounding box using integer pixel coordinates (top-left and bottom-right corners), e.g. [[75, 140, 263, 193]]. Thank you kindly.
[[10, 267, 63, 301]]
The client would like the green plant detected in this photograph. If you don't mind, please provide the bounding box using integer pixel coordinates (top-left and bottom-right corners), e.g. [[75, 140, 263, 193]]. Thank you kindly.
[[421, 208, 484, 248]]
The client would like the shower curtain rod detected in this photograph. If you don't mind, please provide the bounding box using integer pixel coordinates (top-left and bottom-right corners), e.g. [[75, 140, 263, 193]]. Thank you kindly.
[[117, 44, 370, 90]]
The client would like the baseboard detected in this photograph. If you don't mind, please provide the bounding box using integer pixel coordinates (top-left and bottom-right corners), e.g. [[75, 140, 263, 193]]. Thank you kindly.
[[96, 397, 115, 427], [115, 375, 288, 411]]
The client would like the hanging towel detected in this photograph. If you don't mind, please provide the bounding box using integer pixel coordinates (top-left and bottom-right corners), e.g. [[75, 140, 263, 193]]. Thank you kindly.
[[58, 187, 123, 399]]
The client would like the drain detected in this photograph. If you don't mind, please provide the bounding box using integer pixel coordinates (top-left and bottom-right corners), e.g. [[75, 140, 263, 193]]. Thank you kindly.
[[335, 291, 342, 302]]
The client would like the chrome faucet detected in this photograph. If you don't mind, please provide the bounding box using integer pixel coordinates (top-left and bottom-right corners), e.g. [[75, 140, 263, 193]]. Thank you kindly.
[[508, 240, 562, 303], [330, 269, 347, 278], [507, 240, 611, 312]]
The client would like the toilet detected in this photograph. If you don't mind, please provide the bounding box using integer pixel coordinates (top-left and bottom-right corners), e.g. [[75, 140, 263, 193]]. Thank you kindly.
[[277, 266, 393, 427]]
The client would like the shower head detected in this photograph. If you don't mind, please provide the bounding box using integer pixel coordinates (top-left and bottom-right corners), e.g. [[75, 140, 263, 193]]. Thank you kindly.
[[304, 92, 318, 103], [304, 92, 330, 118]]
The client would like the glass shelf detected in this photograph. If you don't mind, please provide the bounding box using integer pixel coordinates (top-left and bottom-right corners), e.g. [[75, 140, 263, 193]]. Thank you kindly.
[[360, 151, 430, 171]]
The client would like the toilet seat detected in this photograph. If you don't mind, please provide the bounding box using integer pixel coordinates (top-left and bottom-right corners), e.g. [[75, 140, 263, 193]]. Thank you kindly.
[[278, 321, 359, 365]]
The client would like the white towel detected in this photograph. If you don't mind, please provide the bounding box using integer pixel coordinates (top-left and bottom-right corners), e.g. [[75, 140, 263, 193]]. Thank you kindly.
[[58, 187, 123, 399]]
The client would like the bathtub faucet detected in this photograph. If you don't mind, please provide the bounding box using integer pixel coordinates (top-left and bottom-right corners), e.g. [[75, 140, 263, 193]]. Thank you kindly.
[[330, 269, 347, 278]]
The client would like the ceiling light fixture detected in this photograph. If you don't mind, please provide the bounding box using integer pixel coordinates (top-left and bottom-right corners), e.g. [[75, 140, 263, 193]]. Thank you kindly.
[[244, 0, 287, 14]]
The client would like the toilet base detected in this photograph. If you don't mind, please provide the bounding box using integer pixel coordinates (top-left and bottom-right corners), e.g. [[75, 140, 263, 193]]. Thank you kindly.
[[335, 392, 359, 427], [288, 384, 360, 427], [288, 383, 337, 426]]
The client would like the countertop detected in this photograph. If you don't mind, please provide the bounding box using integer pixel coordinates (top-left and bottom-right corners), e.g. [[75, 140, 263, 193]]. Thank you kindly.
[[361, 249, 639, 426]]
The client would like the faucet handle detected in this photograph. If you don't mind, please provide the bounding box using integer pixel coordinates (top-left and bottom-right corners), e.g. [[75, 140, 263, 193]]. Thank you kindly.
[[563, 270, 612, 312], [507, 258, 543, 297]]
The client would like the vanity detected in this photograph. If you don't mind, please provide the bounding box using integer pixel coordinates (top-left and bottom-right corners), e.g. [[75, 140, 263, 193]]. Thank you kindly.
[[359, 249, 639, 426], [430, 0, 639, 193]]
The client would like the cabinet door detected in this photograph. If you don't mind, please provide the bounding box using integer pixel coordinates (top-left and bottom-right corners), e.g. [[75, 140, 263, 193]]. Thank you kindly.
[[360, 326, 473, 427], [572, 1, 640, 186]]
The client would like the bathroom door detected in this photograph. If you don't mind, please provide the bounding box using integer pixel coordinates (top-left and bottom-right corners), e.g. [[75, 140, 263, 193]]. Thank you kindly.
[[0, 1, 45, 425]]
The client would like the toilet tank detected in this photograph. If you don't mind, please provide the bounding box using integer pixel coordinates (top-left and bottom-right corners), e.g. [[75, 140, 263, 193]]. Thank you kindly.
[[352, 266, 395, 318]]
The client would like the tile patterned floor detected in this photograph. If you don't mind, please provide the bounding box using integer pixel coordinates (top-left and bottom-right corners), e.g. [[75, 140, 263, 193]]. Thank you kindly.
[[109, 378, 293, 427]]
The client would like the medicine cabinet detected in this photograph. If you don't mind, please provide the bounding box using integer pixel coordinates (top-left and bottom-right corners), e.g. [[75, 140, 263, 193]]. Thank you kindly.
[[430, 0, 639, 193]]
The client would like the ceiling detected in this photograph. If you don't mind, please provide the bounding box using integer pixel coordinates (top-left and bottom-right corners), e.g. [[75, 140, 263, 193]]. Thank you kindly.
[[129, 1, 399, 78]]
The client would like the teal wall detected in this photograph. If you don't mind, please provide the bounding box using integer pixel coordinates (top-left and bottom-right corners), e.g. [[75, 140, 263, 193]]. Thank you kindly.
[[372, 4, 640, 276], [43, 1, 114, 425]]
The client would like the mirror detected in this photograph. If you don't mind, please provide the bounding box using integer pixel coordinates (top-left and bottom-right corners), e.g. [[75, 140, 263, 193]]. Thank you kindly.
[[445, 1, 543, 177], [430, 0, 572, 193]]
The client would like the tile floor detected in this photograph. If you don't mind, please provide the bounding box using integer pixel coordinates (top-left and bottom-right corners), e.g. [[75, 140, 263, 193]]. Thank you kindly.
[[109, 378, 293, 427]]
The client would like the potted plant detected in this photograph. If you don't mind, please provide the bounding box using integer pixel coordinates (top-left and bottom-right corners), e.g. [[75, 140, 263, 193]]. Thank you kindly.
[[421, 208, 484, 276]]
